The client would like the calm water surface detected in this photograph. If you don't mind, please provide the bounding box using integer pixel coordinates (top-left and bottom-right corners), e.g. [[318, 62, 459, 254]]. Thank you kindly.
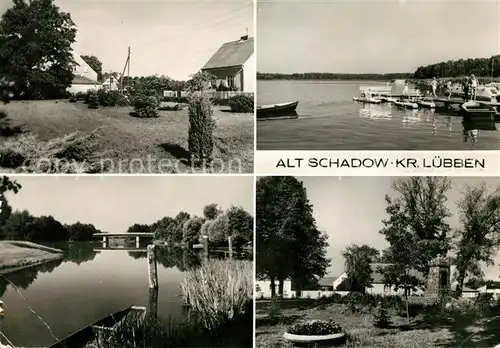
[[257, 80, 500, 150], [0, 243, 202, 347]]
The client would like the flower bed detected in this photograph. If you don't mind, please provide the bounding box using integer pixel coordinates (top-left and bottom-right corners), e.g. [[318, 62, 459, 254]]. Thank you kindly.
[[283, 320, 345, 344]]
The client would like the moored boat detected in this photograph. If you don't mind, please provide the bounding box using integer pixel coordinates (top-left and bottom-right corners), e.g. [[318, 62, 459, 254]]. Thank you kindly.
[[460, 100, 497, 118], [48, 306, 146, 348], [353, 97, 381, 104], [417, 100, 436, 108], [394, 100, 418, 109], [257, 101, 299, 120]]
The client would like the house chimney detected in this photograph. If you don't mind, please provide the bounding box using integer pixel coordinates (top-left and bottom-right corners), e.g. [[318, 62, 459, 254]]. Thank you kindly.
[[240, 35, 248, 41]]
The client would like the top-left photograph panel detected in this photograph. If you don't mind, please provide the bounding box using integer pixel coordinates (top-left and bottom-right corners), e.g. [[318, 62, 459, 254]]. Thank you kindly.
[[0, 0, 255, 174]]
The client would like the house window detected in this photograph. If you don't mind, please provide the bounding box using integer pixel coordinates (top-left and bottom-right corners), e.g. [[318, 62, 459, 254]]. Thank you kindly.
[[255, 284, 261, 292], [383, 285, 391, 293], [227, 75, 235, 88]]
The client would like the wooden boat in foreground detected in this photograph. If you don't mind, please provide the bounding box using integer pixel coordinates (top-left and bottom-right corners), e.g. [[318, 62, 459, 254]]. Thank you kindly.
[[257, 101, 299, 120], [48, 306, 146, 348], [394, 100, 418, 109]]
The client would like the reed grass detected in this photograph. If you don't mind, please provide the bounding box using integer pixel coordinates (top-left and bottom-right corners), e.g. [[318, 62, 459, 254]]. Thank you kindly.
[[180, 259, 253, 330]]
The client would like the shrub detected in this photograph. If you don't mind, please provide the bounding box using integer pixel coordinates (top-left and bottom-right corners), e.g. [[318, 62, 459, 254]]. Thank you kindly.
[[133, 93, 160, 118], [87, 90, 99, 109], [98, 89, 117, 107], [228, 94, 254, 113], [287, 319, 343, 336], [0, 111, 22, 137], [187, 91, 216, 166], [69, 96, 77, 103], [74, 92, 86, 101], [179, 259, 252, 331], [373, 302, 392, 328]]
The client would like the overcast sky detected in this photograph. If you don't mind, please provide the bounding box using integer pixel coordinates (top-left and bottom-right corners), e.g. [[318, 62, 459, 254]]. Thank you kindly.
[[0, 0, 253, 80], [257, 0, 499, 74], [4, 176, 253, 233], [297, 176, 500, 280]]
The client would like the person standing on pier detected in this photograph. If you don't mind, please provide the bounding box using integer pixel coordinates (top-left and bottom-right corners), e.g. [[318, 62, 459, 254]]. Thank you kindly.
[[446, 80, 453, 99], [403, 82, 409, 98], [463, 76, 470, 101], [470, 74, 478, 100], [431, 77, 438, 99]]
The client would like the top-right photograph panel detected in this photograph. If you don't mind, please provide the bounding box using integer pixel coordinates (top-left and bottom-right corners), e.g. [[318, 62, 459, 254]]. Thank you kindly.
[[256, 0, 500, 151]]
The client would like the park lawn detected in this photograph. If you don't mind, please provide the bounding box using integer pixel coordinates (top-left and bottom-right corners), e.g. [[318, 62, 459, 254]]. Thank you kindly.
[[255, 302, 500, 348], [0, 241, 63, 272], [0, 99, 254, 173]]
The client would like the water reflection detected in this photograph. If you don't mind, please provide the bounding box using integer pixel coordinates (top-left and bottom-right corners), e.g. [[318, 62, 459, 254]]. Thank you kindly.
[[358, 104, 392, 120], [0, 243, 205, 298], [356, 104, 498, 144]]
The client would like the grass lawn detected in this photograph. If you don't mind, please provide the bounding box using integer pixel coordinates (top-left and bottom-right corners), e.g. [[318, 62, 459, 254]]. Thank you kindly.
[[255, 302, 500, 348], [0, 100, 253, 173], [0, 241, 63, 272]]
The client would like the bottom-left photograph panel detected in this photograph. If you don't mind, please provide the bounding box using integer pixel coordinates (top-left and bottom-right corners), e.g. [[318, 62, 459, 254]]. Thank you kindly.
[[0, 175, 254, 348]]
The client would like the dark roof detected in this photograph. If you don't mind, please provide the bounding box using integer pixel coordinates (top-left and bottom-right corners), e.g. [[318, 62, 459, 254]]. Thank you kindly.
[[318, 276, 337, 286], [202, 37, 254, 70], [369, 263, 425, 284], [72, 74, 98, 85]]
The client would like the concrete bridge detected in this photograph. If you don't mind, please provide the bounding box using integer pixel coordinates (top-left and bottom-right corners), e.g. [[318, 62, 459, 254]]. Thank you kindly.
[[94, 232, 154, 249]]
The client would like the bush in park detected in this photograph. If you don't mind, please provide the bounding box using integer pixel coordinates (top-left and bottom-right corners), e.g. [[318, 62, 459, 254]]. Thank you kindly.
[[187, 91, 216, 166], [228, 94, 254, 113], [133, 93, 160, 118], [86, 90, 99, 109], [373, 302, 392, 328]]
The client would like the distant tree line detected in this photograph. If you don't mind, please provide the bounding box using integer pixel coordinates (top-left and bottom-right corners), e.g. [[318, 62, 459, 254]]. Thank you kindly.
[[414, 55, 500, 79], [258, 55, 500, 81], [257, 72, 412, 81], [126, 203, 253, 249], [0, 178, 105, 242]]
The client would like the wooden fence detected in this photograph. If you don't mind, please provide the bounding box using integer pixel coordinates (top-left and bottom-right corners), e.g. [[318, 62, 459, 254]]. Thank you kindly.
[[164, 90, 254, 100]]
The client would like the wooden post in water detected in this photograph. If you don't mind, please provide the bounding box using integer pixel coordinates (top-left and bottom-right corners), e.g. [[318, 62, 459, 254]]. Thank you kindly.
[[202, 235, 209, 262], [228, 235, 233, 259], [147, 244, 158, 289]]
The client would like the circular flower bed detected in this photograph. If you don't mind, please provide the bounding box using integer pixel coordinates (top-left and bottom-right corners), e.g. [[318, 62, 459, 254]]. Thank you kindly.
[[283, 320, 345, 344]]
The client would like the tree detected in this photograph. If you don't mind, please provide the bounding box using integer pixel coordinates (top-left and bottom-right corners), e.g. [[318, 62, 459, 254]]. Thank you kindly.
[[127, 223, 151, 233], [66, 221, 98, 241], [0, 0, 77, 99], [203, 203, 222, 220], [453, 183, 500, 297], [187, 71, 216, 92], [256, 176, 330, 298], [226, 206, 253, 247], [342, 244, 380, 292], [182, 216, 205, 246], [26, 215, 68, 242], [207, 212, 229, 245], [381, 177, 452, 276], [81, 55, 103, 81]]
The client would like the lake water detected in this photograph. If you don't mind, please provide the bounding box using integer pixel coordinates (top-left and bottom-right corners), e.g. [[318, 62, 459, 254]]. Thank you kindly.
[[257, 80, 500, 150], [0, 243, 246, 347]]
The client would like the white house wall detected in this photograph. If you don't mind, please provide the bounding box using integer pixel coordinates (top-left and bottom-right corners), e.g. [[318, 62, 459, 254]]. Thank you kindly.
[[67, 84, 99, 94], [242, 52, 255, 93], [255, 280, 292, 299], [72, 53, 98, 82], [365, 283, 424, 296], [333, 272, 348, 290]]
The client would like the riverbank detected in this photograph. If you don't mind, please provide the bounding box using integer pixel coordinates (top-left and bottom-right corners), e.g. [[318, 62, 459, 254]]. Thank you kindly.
[[0, 241, 63, 273]]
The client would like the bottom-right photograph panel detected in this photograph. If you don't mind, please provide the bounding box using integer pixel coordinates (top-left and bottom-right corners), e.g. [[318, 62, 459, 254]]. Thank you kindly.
[[255, 176, 500, 348]]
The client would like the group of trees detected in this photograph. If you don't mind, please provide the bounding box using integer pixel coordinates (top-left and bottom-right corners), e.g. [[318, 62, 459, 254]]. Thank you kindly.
[[340, 177, 500, 316], [0, 0, 198, 103], [256, 176, 330, 298], [126, 203, 253, 249], [414, 55, 500, 79], [0, 176, 105, 242], [256, 72, 413, 81]]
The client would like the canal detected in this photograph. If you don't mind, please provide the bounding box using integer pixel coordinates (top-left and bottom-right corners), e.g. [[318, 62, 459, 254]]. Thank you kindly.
[[0, 242, 249, 347]]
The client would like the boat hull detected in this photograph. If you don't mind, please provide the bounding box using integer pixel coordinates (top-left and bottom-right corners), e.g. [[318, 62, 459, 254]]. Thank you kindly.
[[257, 101, 299, 120], [48, 306, 146, 348]]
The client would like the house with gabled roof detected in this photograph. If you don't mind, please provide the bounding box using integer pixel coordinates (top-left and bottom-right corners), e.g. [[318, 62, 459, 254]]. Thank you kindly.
[[201, 35, 255, 93], [67, 52, 100, 94]]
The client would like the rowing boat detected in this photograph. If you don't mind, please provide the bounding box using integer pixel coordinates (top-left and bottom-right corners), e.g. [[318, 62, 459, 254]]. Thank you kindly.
[[353, 97, 381, 104], [394, 100, 418, 109], [257, 101, 299, 120], [48, 306, 146, 348], [417, 100, 436, 108]]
